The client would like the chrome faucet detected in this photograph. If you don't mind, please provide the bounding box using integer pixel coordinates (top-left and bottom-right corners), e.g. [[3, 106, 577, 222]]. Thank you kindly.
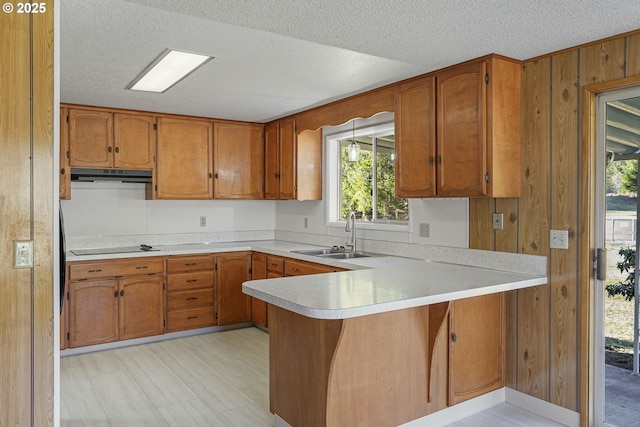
[[345, 210, 356, 252]]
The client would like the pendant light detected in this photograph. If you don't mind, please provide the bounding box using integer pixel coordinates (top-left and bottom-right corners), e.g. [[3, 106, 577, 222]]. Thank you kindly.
[[347, 120, 361, 162]]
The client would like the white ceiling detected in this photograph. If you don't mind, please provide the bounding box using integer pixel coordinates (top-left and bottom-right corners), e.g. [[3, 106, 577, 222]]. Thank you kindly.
[[61, 0, 640, 123]]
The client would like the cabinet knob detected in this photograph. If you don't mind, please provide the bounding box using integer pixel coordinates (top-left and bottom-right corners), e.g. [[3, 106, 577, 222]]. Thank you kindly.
[[114, 290, 118, 298], [437, 156, 442, 164], [208, 173, 213, 179], [292, 268, 299, 272], [115, 146, 120, 154], [451, 332, 457, 342], [60, 168, 65, 175], [108, 146, 113, 153], [120, 290, 124, 297], [428, 156, 434, 165], [214, 173, 219, 179]]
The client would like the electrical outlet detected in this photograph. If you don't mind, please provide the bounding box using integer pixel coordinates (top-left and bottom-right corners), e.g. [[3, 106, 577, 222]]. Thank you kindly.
[[550, 230, 569, 249], [493, 213, 504, 230], [419, 223, 430, 238], [304, 217, 308, 228], [200, 216, 206, 227]]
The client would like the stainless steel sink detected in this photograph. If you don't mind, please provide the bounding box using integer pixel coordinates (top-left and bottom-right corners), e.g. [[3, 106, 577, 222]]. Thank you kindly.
[[291, 248, 344, 256], [290, 248, 380, 259], [320, 252, 371, 259]]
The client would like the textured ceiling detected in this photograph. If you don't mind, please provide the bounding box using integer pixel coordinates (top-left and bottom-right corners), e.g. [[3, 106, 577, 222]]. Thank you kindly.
[[61, 0, 640, 123]]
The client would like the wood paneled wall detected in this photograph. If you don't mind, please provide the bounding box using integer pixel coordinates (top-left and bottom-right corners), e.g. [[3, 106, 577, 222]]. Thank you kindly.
[[469, 30, 640, 418], [0, 3, 54, 425]]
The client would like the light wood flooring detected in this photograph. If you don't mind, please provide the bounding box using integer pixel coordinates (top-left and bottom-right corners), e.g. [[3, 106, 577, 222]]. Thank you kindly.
[[61, 327, 567, 427], [61, 327, 272, 427]]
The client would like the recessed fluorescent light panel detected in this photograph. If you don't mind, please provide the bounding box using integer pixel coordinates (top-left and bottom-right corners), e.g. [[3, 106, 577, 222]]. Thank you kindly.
[[127, 49, 213, 93]]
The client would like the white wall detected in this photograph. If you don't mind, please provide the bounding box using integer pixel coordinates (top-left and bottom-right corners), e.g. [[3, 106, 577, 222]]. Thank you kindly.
[[62, 181, 276, 237]]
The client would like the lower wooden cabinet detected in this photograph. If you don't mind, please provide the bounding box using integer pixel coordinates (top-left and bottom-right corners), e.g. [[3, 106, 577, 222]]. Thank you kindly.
[[67, 274, 164, 348], [448, 292, 505, 404], [166, 254, 216, 332], [251, 253, 268, 327], [216, 252, 252, 325]]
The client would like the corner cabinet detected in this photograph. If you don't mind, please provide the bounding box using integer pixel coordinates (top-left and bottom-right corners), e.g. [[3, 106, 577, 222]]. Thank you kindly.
[[395, 55, 521, 198], [265, 117, 322, 200], [153, 117, 214, 199], [213, 122, 264, 199]]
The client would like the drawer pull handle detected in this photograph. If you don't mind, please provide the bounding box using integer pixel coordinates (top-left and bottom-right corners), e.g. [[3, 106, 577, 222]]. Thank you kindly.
[[136, 266, 148, 269], [187, 316, 198, 320], [88, 269, 102, 273], [185, 263, 197, 266], [186, 279, 198, 283], [186, 297, 198, 301], [271, 263, 278, 266]]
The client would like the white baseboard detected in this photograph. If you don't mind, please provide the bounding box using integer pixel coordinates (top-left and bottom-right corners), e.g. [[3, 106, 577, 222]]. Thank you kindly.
[[505, 388, 580, 427], [399, 388, 506, 426], [275, 387, 579, 427]]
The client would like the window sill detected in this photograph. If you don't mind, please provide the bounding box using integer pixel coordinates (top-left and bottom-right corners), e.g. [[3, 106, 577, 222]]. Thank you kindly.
[[328, 221, 410, 233]]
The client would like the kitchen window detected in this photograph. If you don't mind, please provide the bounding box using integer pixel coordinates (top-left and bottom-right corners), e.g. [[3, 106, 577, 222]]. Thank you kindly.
[[327, 119, 409, 228]]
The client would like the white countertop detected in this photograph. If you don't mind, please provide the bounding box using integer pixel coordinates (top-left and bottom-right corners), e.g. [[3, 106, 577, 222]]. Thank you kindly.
[[243, 256, 546, 319], [66, 239, 547, 320]]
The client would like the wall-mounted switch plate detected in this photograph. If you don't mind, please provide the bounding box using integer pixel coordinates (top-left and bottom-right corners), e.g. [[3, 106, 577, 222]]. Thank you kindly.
[[14, 240, 33, 269], [419, 223, 430, 238], [493, 213, 504, 230], [550, 230, 569, 249], [200, 216, 206, 227]]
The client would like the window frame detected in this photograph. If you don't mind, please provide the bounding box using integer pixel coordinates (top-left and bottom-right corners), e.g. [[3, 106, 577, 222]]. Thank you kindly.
[[325, 120, 411, 232]]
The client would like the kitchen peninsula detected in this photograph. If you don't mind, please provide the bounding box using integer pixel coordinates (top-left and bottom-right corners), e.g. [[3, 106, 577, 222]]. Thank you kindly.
[[242, 251, 547, 427]]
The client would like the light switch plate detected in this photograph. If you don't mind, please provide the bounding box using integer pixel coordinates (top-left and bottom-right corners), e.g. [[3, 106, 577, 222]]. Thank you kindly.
[[550, 230, 569, 249], [14, 240, 33, 268], [419, 223, 430, 238]]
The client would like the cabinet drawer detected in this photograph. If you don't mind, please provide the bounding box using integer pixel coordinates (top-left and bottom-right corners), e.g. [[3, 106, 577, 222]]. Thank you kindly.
[[167, 271, 214, 291], [266, 256, 284, 274], [166, 307, 215, 332], [284, 259, 337, 276], [69, 258, 164, 280], [166, 255, 214, 273], [167, 289, 214, 310]]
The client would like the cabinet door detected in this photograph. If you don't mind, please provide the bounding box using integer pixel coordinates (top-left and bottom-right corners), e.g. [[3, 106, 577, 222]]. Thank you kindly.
[[251, 253, 268, 327], [437, 61, 487, 196], [264, 121, 279, 199], [68, 109, 113, 168], [114, 113, 156, 169], [118, 275, 164, 341], [156, 117, 213, 199], [279, 117, 296, 199], [68, 280, 118, 347], [449, 293, 505, 405], [59, 107, 70, 199], [296, 128, 322, 200], [395, 76, 436, 197], [213, 122, 264, 199], [216, 253, 252, 325]]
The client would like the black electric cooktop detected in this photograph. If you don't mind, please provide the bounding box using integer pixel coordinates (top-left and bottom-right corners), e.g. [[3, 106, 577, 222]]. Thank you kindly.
[[70, 244, 159, 256]]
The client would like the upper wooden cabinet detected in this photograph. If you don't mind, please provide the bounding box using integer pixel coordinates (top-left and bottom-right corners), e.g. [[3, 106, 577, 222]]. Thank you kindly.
[[265, 117, 322, 200], [154, 117, 213, 199], [113, 113, 156, 169], [213, 122, 264, 199], [66, 108, 156, 170], [60, 107, 70, 200], [395, 76, 436, 197], [265, 117, 296, 199], [395, 55, 521, 198]]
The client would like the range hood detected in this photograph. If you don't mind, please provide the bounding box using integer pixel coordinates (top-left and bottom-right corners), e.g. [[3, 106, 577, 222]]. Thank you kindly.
[[70, 168, 152, 183]]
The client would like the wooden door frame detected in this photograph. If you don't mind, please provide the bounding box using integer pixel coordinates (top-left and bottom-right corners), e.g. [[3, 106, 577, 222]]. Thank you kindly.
[[580, 75, 640, 427]]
